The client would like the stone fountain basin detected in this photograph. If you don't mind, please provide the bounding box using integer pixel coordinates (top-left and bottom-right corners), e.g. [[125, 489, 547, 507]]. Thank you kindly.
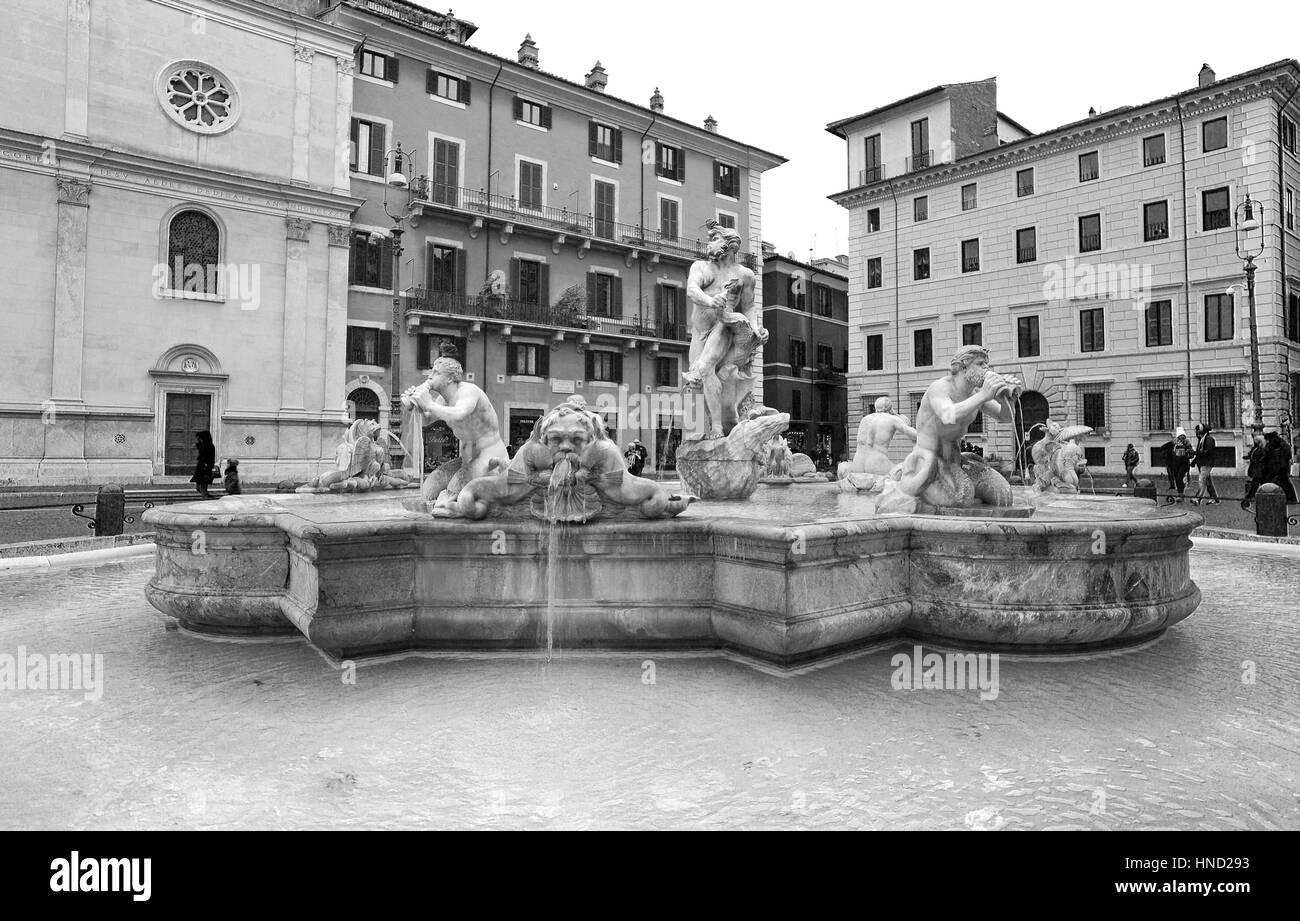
[[142, 488, 1202, 665]]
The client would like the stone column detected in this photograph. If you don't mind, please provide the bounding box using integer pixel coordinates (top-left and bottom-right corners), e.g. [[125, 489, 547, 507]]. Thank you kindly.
[[325, 224, 351, 424], [291, 45, 314, 185], [282, 218, 312, 411], [42, 175, 92, 479], [64, 0, 92, 139], [333, 57, 355, 194]]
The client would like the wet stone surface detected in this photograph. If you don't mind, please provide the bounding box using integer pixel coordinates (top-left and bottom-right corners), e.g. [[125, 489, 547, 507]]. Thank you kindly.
[[0, 541, 1296, 830]]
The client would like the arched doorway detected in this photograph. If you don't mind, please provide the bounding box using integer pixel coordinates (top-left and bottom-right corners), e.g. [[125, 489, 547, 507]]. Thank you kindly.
[[1014, 390, 1050, 473], [347, 388, 380, 422]]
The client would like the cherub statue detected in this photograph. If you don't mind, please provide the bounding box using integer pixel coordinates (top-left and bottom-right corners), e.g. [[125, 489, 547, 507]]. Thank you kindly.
[[298, 419, 414, 493]]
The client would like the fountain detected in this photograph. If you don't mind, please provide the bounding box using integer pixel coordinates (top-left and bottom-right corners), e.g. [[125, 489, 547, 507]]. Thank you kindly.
[[144, 348, 1201, 665]]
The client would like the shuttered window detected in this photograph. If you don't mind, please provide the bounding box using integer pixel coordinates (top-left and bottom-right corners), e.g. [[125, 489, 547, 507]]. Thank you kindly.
[[589, 121, 623, 163]]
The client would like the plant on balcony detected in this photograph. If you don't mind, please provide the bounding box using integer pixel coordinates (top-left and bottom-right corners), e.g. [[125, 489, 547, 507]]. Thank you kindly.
[[553, 284, 586, 326]]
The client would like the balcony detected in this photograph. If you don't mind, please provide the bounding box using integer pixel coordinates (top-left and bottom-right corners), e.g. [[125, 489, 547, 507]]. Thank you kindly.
[[1017, 246, 1037, 263], [858, 166, 885, 186], [906, 150, 933, 172], [1144, 221, 1169, 241], [416, 183, 757, 268], [403, 288, 690, 342], [1080, 233, 1102, 252], [814, 364, 846, 387]]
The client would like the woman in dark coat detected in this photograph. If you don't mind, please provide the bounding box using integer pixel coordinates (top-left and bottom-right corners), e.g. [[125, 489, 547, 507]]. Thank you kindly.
[[1262, 431, 1297, 502], [191, 430, 217, 498]]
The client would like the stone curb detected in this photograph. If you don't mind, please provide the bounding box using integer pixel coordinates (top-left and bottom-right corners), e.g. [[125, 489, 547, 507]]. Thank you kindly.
[[0, 542, 155, 573], [1192, 527, 1300, 547]]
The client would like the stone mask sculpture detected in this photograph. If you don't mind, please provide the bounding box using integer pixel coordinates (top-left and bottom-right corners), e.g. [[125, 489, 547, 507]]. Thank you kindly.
[[448, 395, 695, 523]]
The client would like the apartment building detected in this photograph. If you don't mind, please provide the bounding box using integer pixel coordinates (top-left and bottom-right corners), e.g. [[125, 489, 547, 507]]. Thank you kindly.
[[760, 249, 849, 461], [308, 0, 785, 470], [831, 62, 1300, 473]]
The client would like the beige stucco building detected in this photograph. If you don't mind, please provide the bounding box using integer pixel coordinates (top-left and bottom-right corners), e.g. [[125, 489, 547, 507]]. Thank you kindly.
[[0, 0, 361, 484], [831, 62, 1300, 473]]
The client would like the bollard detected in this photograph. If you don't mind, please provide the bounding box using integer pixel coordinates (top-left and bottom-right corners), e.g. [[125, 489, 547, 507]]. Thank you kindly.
[[94, 484, 126, 536], [1256, 483, 1288, 537], [1133, 478, 1156, 502]]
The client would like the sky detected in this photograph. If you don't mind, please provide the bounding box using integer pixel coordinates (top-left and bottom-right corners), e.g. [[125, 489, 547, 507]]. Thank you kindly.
[[405, 0, 1298, 262]]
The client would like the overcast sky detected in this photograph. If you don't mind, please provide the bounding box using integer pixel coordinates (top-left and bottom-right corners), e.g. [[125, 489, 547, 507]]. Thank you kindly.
[[410, 0, 1298, 261]]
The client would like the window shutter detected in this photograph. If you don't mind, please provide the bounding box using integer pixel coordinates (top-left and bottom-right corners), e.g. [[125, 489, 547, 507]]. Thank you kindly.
[[539, 344, 550, 378], [348, 233, 360, 285], [713, 162, 721, 194], [655, 283, 664, 322], [614, 351, 624, 383], [588, 121, 597, 157], [349, 118, 359, 171], [387, 55, 399, 83], [418, 333, 431, 369], [509, 258, 520, 299], [424, 241, 435, 291], [346, 326, 356, 362], [538, 262, 549, 307], [377, 329, 393, 367], [676, 151, 685, 183], [654, 141, 662, 176], [455, 248, 466, 297], [611, 277, 622, 317], [541, 105, 552, 129], [379, 237, 393, 289], [586, 273, 596, 313], [461, 78, 470, 105], [513, 97, 523, 121], [426, 69, 437, 95], [506, 342, 517, 373], [585, 350, 594, 380], [613, 128, 623, 164], [369, 123, 386, 178]]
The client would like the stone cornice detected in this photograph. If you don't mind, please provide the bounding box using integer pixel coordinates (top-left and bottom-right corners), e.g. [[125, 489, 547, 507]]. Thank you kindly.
[[831, 66, 1300, 208], [143, 0, 360, 58], [0, 128, 362, 223]]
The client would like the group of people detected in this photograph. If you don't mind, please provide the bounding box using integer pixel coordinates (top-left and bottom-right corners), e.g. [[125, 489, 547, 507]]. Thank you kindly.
[[1150, 424, 1296, 505], [190, 431, 240, 499], [1245, 431, 1297, 502]]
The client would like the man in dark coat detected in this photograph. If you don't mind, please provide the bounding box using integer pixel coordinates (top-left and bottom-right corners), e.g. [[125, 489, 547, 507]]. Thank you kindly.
[[1122, 443, 1140, 489], [1262, 431, 1297, 501], [191, 431, 217, 499], [1192, 423, 1219, 504]]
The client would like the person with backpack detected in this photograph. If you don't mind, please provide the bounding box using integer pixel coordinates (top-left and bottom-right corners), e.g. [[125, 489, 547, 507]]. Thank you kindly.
[[1191, 423, 1219, 505], [1122, 443, 1140, 489]]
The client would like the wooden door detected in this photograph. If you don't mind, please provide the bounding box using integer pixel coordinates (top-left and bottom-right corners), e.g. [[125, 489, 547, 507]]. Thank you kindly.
[[164, 393, 212, 475]]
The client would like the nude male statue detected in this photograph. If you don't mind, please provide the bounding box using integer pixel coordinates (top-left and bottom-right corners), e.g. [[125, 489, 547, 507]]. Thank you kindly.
[[844, 397, 918, 476], [878, 345, 1022, 512], [400, 355, 510, 516], [681, 221, 767, 437]]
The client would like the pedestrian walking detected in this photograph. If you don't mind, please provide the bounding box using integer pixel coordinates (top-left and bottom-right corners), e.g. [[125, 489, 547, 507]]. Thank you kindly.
[[1169, 427, 1193, 501], [1244, 434, 1267, 502], [191, 431, 217, 499], [1122, 443, 1140, 489], [1191, 423, 1219, 505], [623, 439, 648, 477]]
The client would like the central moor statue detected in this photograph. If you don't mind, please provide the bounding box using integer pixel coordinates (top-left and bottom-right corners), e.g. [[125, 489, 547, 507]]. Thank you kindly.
[[681, 220, 767, 437], [876, 345, 1022, 514]]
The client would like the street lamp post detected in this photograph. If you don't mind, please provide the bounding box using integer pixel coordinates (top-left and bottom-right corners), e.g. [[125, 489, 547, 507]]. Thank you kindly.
[[380, 142, 428, 424], [1234, 192, 1265, 434]]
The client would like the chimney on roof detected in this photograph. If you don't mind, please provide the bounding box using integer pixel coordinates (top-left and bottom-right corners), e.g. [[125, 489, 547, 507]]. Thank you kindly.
[[441, 9, 459, 41], [650, 87, 664, 114], [703, 114, 717, 133], [1088, 106, 1097, 117], [585, 61, 607, 92], [518, 33, 539, 70], [1199, 63, 1216, 88]]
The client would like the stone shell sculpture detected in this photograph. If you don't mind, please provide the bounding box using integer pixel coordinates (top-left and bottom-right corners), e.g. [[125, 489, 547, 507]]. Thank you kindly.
[[676, 408, 791, 499], [297, 419, 414, 493], [1030, 420, 1093, 493]]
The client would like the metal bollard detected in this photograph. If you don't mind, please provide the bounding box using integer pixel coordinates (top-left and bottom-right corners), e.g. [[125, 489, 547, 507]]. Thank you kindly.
[[1255, 484, 1287, 537], [1133, 478, 1156, 502], [94, 484, 126, 536]]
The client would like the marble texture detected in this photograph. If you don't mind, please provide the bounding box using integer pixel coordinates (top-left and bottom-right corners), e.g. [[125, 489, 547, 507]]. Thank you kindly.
[[144, 488, 1203, 665]]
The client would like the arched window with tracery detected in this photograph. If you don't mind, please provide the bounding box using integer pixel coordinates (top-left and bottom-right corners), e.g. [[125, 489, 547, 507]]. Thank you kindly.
[[167, 209, 221, 294], [348, 388, 380, 422]]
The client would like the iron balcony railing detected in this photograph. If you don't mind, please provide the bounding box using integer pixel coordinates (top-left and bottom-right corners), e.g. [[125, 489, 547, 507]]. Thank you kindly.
[[419, 183, 757, 268], [962, 257, 980, 273], [814, 364, 846, 386], [404, 288, 691, 341], [362, 0, 449, 35], [1145, 221, 1169, 240], [1017, 247, 1037, 263], [1080, 233, 1102, 251], [906, 150, 933, 172], [858, 165, 885, 185]]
